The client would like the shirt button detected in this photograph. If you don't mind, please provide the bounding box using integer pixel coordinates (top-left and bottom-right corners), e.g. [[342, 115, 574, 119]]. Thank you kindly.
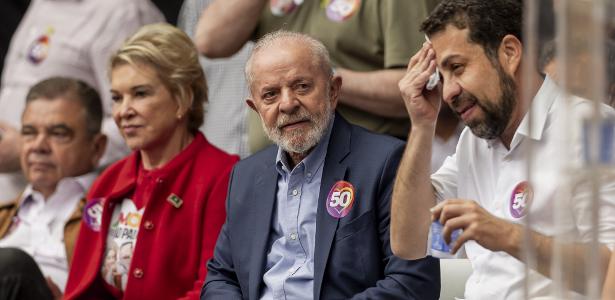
[[290, 233, 297, 240], [156, 178, 163, 184], [133, 268, 144, 278], [307, 172, 312, 178], [144, 220, 154, 230], [291, 189, 298, 196]]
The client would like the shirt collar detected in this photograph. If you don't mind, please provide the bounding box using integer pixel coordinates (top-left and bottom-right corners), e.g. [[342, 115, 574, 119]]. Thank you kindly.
[[489, 76, 560, 150], [21, 171, 97, 204], [516, 76, 560, 141], [275, 115, 334, 180]]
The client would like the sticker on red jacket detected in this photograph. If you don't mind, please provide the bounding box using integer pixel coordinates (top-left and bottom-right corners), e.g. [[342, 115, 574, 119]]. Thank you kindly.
[[326, 180, 355, 218], [84, 197, 104, 232]]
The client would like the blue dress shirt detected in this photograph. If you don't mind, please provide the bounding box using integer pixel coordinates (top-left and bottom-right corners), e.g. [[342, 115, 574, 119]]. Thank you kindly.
[[260, 121, 334, 300]]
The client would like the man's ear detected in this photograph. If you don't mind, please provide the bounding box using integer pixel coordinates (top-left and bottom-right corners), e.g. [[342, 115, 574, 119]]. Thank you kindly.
[[329, 75, 342, 110], [498, 34, 523, 76], [91, 133, 107, 168], [246, 98, 257, 112]]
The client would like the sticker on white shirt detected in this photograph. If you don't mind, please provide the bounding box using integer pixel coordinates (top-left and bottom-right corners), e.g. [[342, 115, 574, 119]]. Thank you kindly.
[[102, 198, 144, 292], [270, 0, 303, 16], [325, 0, 360, 22], [509, 181, 533, 218], [27, 26, 54, 64], [83, 198, 104, 232]]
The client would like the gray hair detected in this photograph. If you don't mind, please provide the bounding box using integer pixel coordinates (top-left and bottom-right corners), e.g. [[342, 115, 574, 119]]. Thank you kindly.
[[25, 77, 103, 136], [245, 30, 334, 93]]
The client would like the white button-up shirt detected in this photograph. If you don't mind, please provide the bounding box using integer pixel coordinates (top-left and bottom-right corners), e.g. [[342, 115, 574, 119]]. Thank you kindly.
[[431, 77, 615, 299], [0, 172, 97, 292]]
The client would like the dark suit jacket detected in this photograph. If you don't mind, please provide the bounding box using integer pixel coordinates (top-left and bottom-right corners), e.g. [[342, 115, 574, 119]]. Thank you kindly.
[[202, 114, 440, 299]]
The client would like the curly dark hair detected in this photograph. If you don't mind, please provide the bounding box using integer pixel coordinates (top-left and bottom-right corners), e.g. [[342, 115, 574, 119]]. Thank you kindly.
[[421, 0, 523, 61]]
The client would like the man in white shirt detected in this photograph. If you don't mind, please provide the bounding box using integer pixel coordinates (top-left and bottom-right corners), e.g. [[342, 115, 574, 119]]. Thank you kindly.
[[391, 0, 615, 299], [0, 77, 106, 299], [0, 0, 164, 203]]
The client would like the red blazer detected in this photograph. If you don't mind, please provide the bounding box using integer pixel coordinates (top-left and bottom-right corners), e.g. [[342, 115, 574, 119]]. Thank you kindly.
[[64, 133, 238, 300]]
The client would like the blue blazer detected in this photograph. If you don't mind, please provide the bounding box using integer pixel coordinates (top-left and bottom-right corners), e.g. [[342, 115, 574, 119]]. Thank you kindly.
[[202, 114, 440, 299]]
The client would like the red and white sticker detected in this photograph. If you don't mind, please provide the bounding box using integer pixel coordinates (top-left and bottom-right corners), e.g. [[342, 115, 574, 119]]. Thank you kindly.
[[326, 180, 355, 218], [509, 181, 532, 218]]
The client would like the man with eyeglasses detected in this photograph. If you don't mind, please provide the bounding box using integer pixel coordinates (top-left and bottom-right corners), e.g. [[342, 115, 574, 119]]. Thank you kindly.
[[0, 77, 106, 300]]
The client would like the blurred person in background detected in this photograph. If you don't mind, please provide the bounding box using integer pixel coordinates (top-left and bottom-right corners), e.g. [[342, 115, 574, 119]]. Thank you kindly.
[[195, 0, 440, 154], [0, 77, 106, 299], [0, 0, 164, 204], [64, 23, 238, 300], [0, 0, 30, 79], [178, 0, 252, 158]]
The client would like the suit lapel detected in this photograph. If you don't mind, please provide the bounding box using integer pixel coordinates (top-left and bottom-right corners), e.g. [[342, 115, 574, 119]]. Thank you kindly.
[[314, 114, 352, 300], [248, 159, 278, 299]]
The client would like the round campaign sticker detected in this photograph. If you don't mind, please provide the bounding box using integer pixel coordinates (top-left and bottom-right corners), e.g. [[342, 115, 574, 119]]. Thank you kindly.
[[509, 181, 533, 219], [326, 0, 360, 22], [326, 180, 355, 218], [83, 198, 104, 232], [270, 0, 303, 16], [27, 34, 50, 64]]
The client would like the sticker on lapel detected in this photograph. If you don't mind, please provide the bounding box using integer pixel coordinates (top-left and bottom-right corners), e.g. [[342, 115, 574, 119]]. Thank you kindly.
[[326, 180, 355, 218], [510, 181, 532, 218], [326, 0, 360, 22], [84, 198, 104, 232], [167, 193, 183, 208]]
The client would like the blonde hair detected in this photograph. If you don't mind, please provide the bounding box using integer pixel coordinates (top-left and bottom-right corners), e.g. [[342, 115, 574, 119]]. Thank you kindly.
[[110, 23, 207, 134]]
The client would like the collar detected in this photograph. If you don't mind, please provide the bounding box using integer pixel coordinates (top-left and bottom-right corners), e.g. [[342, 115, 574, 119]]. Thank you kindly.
[[107, 133, 207, 198], [20, 172, 97, 205], [516, 76, 560, 141], [275, 115, 334, 181], [487, 76, 560, 149]]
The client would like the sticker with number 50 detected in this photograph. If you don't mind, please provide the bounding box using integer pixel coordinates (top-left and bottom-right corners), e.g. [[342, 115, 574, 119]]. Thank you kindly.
[[327, 181, 355, 218]]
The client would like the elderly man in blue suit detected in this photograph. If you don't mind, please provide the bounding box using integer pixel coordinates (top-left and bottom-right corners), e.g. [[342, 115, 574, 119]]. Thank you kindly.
[[202, 30, 440, 300]]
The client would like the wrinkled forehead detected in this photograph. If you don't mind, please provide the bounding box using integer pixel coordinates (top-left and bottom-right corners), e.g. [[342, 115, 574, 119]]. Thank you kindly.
[[253, 41, 320, 70], [250, 45, 324, 85], [23, 97, 86, 123]]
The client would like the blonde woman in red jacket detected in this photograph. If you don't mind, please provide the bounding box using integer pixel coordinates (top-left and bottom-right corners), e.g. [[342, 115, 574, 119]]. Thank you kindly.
[[64, 23, 239, 300]]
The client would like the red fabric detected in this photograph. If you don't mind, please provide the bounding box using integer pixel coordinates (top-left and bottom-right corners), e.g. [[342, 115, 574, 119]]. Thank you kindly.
[[64, 133, 238, 300]]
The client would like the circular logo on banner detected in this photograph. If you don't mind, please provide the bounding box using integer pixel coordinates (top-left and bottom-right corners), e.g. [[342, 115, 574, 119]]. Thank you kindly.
[[509, 181, 533, 218], [326, 180, 355, 218], [326, 0, 360, 22], [270, 0, 303, 16], [84, 198, 104, 232]]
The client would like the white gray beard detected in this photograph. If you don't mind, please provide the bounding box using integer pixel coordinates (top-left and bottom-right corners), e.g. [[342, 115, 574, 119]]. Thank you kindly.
[[262, 101, 333, 155]]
